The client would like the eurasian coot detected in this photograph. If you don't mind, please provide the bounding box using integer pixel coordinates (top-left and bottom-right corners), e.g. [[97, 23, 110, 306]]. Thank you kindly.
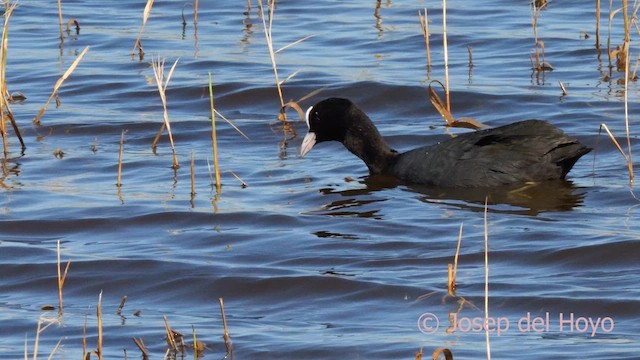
[[300, 97, 591, 187]]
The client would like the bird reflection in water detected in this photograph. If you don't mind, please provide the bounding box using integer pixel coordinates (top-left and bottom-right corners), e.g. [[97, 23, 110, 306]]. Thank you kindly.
[[311, 175, 586, 217]]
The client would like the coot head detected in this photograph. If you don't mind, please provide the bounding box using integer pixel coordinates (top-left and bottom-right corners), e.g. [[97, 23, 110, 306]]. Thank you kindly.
[[299, 98, 397, 174], [300, 98, 354, 157]]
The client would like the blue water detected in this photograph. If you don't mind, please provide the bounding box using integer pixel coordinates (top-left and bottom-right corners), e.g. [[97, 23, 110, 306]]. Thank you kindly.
[[1, 1, 639, 359]]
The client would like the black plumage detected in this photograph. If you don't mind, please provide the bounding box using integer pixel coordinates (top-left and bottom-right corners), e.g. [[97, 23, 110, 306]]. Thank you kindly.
[[300, 97, 591, 188]]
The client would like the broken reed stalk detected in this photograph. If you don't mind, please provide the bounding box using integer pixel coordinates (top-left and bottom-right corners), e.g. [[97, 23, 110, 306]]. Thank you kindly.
[[56, 240, 70, 316], [194, 0, 199, 24], [229, 170, 247, 188], [596, 0, 601, 49], [151, 57, 179, 169], [192, 326, 198, 360], [97, 291, 104, 360], [559, 81, 567, 95], [132, 0, 154, 59], [442, 0, 450, 112], [219, 298, 233, 359], [117, 295, 127, 316], [483, 197, 491, 360], [117, 130, 125, 187], [56, 0, 64, 43], [190, 151, 196, 196], [33, 46, 90, 125], [418, 8, 431, 76], [208, 72, 221, 193], [82, 316, 88, 359], [257, 0, 286, 121]]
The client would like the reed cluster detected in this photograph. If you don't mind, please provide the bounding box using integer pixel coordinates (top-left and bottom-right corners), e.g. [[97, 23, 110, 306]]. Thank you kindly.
[[422, 1, 484, 130], [150, 57, 180, 169], [0, 1, 24, 156], [25, 243, 235, 359], [256, 0, 314, 136]]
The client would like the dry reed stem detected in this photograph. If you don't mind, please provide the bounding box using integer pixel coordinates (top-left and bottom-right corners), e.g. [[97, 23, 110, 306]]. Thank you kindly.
[[82, 316, 88, 359], [132, 0, 154, 58], [442, 0, 450, 112], [428, 81, 454, 126], [33, 46, 90, 125], [446, 264, 453, 295], [163, 315, 179, 352], [206, 158, 214, 187], [56, 240, 70, 316], [607, 1, 618, 70], [596, 0, 601, 48], [194, 0, 199, 24], [0, 2, 23, 155], [32, 316, 59, 360], [418, 8, 432, 75], [559, 81, 567, 95], [190, 151, 196, 196], [192, 326, 198, 359], [47, 339, 63, 360], [282, 100, 305, 121], [280, 87, 326, 121], [219, 298, 233, 360], [151, 57, 179, 169], [208, 72, 221, 193], [483, 197, 491, 360], [275, 34, 315, 54], [117, 295, 127, 316], [623, 0, 630, 44], [93, 291, 103, 360], [600, 124, 634, 184], [428, 81, 485, 129], [229, 170, 247, 188], [56, 0, 64, 43], [117, 130, 125, 187], [599, 123, 629, 162], [132, 337, 149, 358], [214, 108, 250, 140], [447, 223, 463, 295], [432, 348, 454, 360], [531, 3, 541, 69], [257, 0, 287, 122], [622, 38, 634, 183]]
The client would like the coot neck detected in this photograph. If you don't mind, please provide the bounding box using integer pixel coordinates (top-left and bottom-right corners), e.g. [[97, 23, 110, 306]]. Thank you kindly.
[[341, 108, 398, 175]]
